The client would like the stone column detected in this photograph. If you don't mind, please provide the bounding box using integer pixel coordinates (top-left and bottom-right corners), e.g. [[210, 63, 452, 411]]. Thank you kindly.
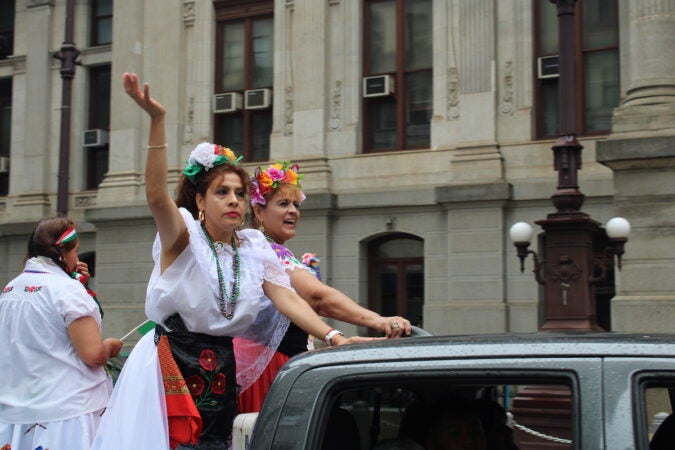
[[12, 0, 55, 220], [596, 0, 675, 333], [271, 0, 331, 191], [96, 0, 145, 206], [433, 182, 512, 335]]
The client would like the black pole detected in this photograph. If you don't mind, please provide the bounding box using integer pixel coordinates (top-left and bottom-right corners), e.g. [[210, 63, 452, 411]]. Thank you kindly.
[[53, 0, 79, 216], [549, 0, 584, 214]]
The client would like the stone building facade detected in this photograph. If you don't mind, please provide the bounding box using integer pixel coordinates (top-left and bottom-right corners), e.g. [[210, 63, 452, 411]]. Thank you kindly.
[[0, 0, 674, 343]]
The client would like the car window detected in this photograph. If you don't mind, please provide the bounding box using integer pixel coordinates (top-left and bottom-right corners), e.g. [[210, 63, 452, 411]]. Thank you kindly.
[[318, 379, 576, 450], [638, 376, 675, 450]]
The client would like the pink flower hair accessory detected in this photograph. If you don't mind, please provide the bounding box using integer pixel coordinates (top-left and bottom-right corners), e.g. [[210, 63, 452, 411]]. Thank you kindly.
[[249, 161, 305, 206]]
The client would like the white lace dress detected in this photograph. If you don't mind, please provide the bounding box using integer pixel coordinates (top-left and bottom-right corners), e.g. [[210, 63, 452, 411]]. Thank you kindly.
[[91, 208, 291, 450]]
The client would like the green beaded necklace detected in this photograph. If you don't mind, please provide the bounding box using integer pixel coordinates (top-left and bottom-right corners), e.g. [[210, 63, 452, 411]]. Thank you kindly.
[[201, 223, 241, 320]]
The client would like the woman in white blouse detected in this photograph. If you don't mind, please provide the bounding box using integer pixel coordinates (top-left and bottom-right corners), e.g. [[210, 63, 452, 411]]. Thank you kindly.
[[0, 217, 123, 450], [91, 73, 375, 450]]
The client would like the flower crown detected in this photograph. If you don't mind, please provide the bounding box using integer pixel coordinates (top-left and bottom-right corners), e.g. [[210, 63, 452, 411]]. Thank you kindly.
[[249, 161, 305, 206], [183, 142, 243, 184]]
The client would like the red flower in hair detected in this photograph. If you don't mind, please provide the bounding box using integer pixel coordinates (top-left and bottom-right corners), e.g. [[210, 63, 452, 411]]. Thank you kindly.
[[185, 375, 205, 396], [199, 349, 218, 371], [211, 373, 227, 395]]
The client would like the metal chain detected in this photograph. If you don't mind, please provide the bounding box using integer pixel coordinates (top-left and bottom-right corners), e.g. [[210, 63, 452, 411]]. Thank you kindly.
[[512, 420, 573, 444]]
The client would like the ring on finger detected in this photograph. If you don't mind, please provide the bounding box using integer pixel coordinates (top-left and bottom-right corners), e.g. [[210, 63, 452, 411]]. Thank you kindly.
[[391, 322, 400, 329]]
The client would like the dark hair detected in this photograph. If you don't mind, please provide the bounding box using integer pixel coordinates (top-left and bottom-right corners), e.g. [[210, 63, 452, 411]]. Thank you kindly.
[[175, 163, 251, 219], [25, 217, 78, 273]]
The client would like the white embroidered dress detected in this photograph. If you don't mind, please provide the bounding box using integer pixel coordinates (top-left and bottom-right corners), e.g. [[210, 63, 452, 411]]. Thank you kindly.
[[0, 257, 109, 450], [92, 208, 290, 450]]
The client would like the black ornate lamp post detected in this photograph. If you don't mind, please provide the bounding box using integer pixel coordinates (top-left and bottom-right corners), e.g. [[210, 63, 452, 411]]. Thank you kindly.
[[53, 0, 80, 216], [508, 2, 630, 447], [509, 0, 630, 332]]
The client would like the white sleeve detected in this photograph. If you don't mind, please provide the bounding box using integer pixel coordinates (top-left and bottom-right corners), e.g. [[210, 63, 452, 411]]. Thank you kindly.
[[56, 281, 101, 327]]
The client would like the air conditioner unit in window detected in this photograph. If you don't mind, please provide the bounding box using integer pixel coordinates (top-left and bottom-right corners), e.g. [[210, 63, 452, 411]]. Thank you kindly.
[[0, 156, 9, 174], [363, 75, 395, 98], [244, 89, 272, 110], [83, 129, 109, 148], [214, 92, 243, 114], [537, 55, 560, 79]]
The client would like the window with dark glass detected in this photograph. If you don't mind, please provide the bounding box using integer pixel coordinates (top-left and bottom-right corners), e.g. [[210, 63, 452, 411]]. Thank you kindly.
[[363, 0, 432, 152], [318, 378, 575, 449], [0, 78, 11, 196], [214, 1, 273, 162], [0, 0, 15, 60], [638, 377, 675, 449], [86, 65, 110, 190], [90, 0, 113, 47], [534, 0, 619, 138], [368, 234, 424, 329]]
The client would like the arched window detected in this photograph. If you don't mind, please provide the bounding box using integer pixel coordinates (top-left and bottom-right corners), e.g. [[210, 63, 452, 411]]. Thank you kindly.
[[368, 234, 424, 329]]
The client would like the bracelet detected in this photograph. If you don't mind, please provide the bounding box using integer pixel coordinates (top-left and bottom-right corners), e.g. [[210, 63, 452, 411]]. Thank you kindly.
[[146, 144, 168, 150], [324, 328, 344, 346]]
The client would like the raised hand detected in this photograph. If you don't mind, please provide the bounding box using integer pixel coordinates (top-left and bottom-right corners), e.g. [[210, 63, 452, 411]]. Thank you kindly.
[[122, 72, 165, 119]]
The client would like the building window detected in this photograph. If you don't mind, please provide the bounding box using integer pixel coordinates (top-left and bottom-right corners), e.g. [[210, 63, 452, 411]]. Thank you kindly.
[[214, 1, 273, 162], [85, 65, 110, 190], [368, 234, 424, 329], [363, 0, 432, 153], [0, 0, 15, 60], [0, 78, 11, 196], [534, 0, 619, 138], [90, 0, 113, 47]]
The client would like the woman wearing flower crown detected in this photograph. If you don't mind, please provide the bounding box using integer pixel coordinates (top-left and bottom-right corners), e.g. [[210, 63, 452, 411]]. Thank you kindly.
[[238, 161, 412, 412], [91, 73, 376, 450], [0, 217, 123, 450]]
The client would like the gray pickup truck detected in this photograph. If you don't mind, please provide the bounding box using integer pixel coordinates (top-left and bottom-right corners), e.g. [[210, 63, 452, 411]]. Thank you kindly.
[[236, 332, 675, 450]]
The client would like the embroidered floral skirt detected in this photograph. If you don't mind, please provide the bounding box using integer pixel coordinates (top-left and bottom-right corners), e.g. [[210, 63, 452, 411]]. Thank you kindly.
[[158, 315, 237, 450]]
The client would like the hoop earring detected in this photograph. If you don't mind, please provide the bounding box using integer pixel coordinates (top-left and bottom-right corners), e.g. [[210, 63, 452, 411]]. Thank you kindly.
[[198, 210, 205, 223]]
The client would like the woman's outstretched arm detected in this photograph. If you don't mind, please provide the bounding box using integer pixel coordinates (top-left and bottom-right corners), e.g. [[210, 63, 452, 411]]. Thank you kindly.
[[122, 72, 188, 271], [289, 268, 411, 338], [263, 281, 384, 346]]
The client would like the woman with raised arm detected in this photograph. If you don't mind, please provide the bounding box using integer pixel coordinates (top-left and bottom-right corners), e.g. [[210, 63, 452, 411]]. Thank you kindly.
[[238, 162, 412, 412], [91, 73, 375, 450], [0, 218, 122, 450]]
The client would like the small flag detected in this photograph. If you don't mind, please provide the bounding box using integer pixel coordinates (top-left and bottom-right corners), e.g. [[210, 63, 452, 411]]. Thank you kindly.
[[119, 319, 156, 341], [138, 320, 156, 335]]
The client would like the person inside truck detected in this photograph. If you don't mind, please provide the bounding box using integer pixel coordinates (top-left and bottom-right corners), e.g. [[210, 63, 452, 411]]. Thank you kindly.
[[239, 161, 413, 412], [91, 73, 376, 450], [422, 399, 487, 450]]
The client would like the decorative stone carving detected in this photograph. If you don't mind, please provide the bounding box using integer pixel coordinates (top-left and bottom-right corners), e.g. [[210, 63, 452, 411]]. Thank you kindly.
[[447, 67, 460, 120], [11, 56, 27, 73], [183, 1, 196, 27], [285, 85, 294, 135], [330, 80, 342, 131], [184, 96, 194, 143], [74, 194, 97, 208], [501, 60, 514, 115], [27, 0, 54, 7]]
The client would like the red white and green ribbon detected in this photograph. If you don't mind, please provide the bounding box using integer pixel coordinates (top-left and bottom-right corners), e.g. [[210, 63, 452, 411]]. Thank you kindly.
[[56, 227, 78, 245]]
